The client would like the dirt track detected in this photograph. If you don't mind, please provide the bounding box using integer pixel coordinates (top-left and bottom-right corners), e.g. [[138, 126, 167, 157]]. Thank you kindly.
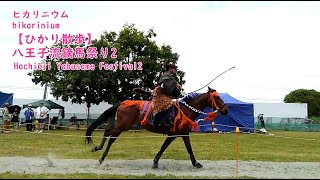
[[0, 156, 319, 179]]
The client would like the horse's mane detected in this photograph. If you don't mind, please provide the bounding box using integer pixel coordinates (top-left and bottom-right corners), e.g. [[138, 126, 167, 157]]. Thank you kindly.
[[179, 92, 204, 104]]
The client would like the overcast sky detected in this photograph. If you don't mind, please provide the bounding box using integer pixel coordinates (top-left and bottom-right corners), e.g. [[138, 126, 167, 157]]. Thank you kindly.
[[1, 1, 320, 103]]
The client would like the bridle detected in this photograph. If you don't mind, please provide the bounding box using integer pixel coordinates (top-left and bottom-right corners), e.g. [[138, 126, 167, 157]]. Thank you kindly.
[[178, 91, 225, 117], [209, 91, 226, 114]]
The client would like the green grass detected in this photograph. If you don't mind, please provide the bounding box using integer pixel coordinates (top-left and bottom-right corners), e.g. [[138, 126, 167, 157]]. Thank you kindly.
[[0, 128, 319, 179], [0, 128, 319, 162]]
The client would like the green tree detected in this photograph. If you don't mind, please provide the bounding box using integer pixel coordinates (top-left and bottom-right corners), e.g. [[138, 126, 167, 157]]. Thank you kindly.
[[28, 23, 186, 108], [284, 89, 320, 117]]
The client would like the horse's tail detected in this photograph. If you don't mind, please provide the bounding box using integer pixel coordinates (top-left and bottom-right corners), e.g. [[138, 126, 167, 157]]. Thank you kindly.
[[85, 102, 120, 145], [132, 88, 152, 96]]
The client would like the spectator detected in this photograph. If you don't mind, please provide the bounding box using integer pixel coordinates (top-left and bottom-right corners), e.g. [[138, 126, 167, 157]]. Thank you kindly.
[[70, 113, 77, 124], [258, 114, 265, 129], [35, 103, 49, 133], [46, 114, 52, 130], [1, 103, 11, 133], [24, 104, 34, 132], [11, 107, 20, 128]]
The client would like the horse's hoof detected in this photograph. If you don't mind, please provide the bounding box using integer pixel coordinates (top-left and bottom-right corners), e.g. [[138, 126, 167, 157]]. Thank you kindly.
[[91, 147, 97, 152], [152, 163, 159, 169], [99, 157, 104, 164], [193, 162, 203, 168]]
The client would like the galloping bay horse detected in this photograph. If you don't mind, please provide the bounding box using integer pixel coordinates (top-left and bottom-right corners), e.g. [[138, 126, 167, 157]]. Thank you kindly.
[[85, 87, 229, 168]]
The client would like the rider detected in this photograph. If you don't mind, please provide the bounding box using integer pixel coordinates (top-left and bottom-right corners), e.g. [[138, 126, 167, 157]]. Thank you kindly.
[[151, 63, 182, 131]]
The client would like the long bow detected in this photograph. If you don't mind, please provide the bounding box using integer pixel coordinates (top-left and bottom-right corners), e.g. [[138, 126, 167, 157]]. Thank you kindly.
[[188, 66, 235, 94]]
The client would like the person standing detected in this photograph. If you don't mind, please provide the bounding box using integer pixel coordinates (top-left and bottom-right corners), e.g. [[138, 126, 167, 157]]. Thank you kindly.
[[258, 114, 265, 129], [1, 103, 11, 133], [24, 104, 34, 132], [35, 103, 49, 133], [11, 107, 20, 128]]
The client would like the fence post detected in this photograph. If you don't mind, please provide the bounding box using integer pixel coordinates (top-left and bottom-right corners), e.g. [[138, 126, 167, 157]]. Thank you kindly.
[[211, 121, 215, 160], [236, 127, 240, 178]]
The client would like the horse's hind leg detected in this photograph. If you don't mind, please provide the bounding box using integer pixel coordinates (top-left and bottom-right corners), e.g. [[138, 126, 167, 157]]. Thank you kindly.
[[99, 129, 122, 164], [152, 136, 176, 169], [182, 135, 203, 168], [91, 129, 111, 152]]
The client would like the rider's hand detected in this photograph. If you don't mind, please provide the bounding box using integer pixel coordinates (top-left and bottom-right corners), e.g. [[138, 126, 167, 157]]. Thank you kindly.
[[177, 83, 182, 89]]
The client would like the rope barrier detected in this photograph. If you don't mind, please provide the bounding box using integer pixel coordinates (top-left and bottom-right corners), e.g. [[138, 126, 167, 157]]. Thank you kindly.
[[1, 121, 319, 142], [252, 132, 320, 141], [0, 122, 106, 131], [0, 125, 208, 139]]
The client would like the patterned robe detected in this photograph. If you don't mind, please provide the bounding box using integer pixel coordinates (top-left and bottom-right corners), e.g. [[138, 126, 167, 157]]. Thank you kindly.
[[151, 71, 181, 116], [151, 86, 173, 116]]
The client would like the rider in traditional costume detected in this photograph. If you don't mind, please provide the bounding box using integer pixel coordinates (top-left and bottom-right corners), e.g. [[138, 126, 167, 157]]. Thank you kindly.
[[151, 63, 182, 131]]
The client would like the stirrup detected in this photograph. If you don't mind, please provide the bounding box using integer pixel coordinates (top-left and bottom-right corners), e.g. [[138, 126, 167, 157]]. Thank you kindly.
[[165, 127, 171, 135], [167, 116, 173, 126]]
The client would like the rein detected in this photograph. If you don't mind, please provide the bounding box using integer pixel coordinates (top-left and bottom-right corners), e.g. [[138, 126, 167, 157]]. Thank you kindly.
[[178, 92, 224, 122]]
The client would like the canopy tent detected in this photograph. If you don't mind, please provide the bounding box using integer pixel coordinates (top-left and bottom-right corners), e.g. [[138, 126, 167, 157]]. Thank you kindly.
[[0, 91, 14, 108], [23, 99, 65, 118], [185, 93, 254, 133]]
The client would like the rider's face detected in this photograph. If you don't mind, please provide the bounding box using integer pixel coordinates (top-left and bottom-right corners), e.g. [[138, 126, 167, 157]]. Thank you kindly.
[[169, 68, 177, 74]]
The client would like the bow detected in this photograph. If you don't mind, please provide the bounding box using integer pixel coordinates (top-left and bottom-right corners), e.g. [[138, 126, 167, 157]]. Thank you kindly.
[[188, 66, 235, 93]]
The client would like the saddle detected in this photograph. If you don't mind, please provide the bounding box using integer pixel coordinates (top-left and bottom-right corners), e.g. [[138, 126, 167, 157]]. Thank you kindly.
[[140, 101, 178, 134]]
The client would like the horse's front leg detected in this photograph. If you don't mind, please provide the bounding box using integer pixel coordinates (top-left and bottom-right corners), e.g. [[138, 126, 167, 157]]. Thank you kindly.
[[152, 136, 176, 169], [99, 129, 122, 164], [91, 129, 111, 152], [182, 135, 203, 168]]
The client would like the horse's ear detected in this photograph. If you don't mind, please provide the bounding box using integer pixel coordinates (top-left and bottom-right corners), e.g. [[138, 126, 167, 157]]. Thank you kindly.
[[208, 86, 216, 92]]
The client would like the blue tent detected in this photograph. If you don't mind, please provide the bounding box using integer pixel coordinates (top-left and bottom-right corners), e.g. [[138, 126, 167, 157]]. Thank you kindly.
[[0, 91, 14, 108], [181, 92, 254, 133]]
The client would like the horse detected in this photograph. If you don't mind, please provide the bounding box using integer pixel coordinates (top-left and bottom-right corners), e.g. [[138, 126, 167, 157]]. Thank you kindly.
[[85, 86, 229, 169]]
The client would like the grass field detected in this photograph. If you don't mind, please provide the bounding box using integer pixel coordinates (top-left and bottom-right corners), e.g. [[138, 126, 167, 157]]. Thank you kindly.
[[0, 128, 319, 179], [1, 128, 319, 162]]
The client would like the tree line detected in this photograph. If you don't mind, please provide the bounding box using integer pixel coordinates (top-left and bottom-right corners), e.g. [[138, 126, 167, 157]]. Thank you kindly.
[[28, 23, 320, 119], [284, 89, 320, 117], [28, 23, 186, 110]]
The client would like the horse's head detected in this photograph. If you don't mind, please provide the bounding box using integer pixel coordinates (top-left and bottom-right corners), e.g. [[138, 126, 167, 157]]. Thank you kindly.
[[207, 86, 229, 115]]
